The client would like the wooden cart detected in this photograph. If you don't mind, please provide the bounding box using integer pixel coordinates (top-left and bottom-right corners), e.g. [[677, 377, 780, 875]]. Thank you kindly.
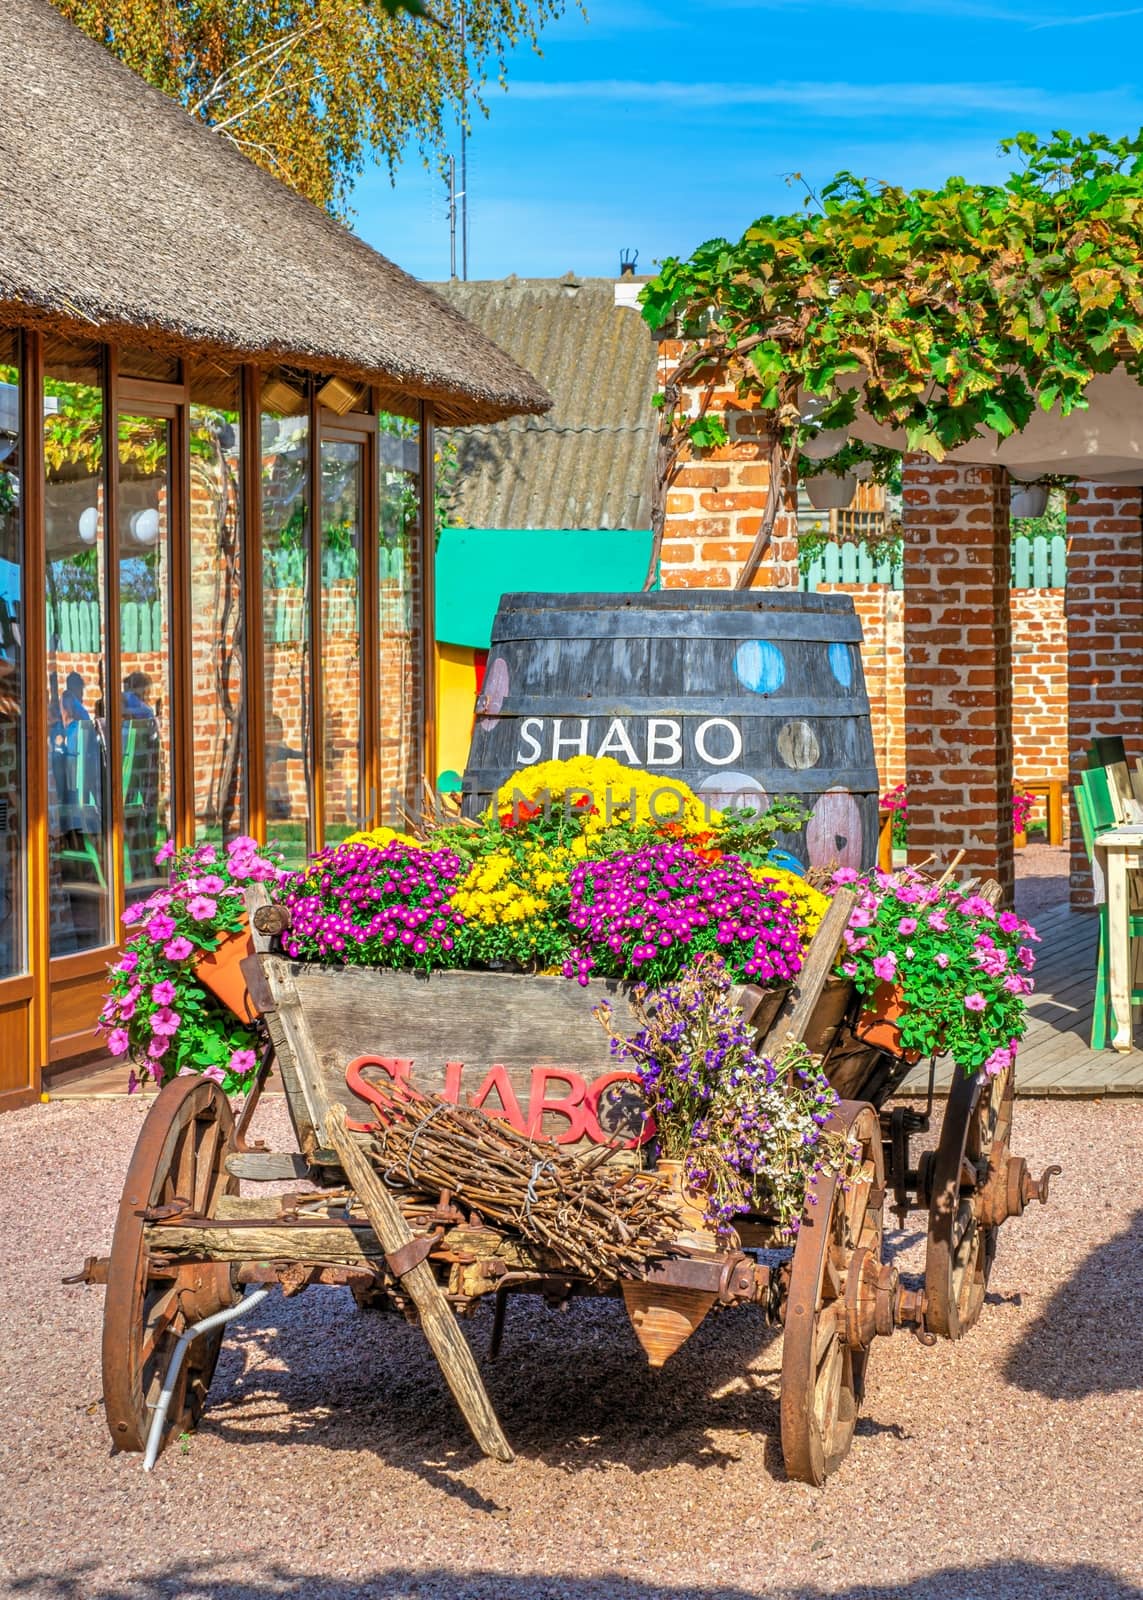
[[88, 893, 1058, 1486]]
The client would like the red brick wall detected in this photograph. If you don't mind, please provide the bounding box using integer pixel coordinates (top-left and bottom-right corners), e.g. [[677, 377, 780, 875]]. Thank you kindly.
[[818, 583, 1067, 804], [657, 341, 799, 590], [1065, 482, 1143, 907], [902, 457, 1015, 900]]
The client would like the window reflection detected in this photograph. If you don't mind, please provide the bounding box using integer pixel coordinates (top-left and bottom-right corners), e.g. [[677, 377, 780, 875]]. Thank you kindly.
[[189, 368, 244, 844], [44, 336, 112, 955], [378, 413, 423, 822], [0, 334, 24, 977], [261, 370, 310, 867], [118, 412, 173, 901], [320, 437, 365, 843]]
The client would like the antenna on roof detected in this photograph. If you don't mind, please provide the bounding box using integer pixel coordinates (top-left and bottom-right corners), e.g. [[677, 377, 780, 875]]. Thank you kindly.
[[448, 155, 457, 279], [619, 248, 638, 278], [460, 1, 468, 279]]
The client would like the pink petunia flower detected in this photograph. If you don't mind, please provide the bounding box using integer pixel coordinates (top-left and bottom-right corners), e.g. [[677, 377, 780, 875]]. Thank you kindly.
[[186, 895, 217, 921], [927, 909, 948, 933], [147, 913, 176, 943], [116, 951, 139, 976], [201, 1065, 226, 1085], [964, 992, 986, 1012], [229, 1048, 257, 1077], [872, 953, 897, 981], [164, 936, 195, 961], [155, 839, 175, 865], [897, 917, 917, 935], [121, 904, 144, 928], [997, 910, 1021, 934], [935, 952, 950, 969], [147, 1035, 169, 1058], [107, 1028, 130, 1056], [150, 1007, 181, 1037], [151, 980, 177, 1006], [832, 868, 860, 885]]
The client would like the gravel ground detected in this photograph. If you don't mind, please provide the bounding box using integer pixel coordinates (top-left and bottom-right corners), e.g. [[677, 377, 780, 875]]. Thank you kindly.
[[1, 1094, 1140, 1600]]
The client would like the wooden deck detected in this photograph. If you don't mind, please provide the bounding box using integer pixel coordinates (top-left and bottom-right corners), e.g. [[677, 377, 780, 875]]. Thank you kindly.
[[42, 904, 1143, 1101]]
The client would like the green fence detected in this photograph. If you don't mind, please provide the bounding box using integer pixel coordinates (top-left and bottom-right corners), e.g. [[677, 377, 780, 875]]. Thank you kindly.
[[800, 532, 1066, 592]]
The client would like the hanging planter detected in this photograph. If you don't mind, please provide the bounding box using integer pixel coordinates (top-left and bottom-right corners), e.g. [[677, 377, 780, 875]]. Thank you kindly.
[[805, 472, 856, 511], [1010, 483, 1049, 519], [800, 427, 850, 462]]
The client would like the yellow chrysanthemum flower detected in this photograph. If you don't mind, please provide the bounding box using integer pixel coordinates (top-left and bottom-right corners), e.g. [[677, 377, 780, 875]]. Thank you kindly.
[[751, 865, 830, 945], [496, 755, 719, 837]]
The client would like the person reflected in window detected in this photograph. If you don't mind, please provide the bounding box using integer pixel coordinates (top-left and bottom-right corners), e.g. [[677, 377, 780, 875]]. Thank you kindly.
[[122, 670, 162, 881], [50, 680, 101, 837]]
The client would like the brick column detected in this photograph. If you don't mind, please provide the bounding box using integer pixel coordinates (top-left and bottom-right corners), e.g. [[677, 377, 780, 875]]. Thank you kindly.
[[902, 455, 1014, 901], [657, 340, 799, 590], [1065, 482, 1143, 909]]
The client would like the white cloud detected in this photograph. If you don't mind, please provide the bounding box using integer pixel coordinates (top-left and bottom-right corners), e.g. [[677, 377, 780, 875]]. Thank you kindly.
[[1030, 5, 1143, 25], [508, 78, 1062, 117]]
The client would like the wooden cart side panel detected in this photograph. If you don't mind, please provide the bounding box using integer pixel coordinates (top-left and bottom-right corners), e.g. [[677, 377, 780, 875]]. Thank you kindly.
[[247, 962, 645, 1152], [251, 955, 335, 1158]]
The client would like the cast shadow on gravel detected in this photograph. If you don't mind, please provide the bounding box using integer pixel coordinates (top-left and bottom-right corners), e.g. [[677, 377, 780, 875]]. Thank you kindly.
[[10, 1558, 1142, 1600], [192, 1281, 912, 1485], [1003, 1207, 1143, 1399]]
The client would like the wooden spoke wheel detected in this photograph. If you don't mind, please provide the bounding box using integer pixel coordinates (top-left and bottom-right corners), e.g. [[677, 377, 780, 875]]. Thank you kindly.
[[924, 1058, 1013, 1341], [781, 1103, 887, 1486], [103, 1076, 238, 1454]]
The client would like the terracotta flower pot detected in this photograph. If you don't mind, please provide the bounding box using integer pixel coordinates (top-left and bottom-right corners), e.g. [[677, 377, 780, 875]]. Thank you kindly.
[[853, 980, 922, 1064], [194, 926, 258, 1022]]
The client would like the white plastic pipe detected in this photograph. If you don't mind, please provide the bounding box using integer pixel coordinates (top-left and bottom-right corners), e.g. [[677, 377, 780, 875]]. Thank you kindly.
[[142, 1288, 271, 1472]]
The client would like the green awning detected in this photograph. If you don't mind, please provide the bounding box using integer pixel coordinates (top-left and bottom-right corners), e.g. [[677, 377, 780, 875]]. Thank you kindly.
[[435, 526, 655, 649]]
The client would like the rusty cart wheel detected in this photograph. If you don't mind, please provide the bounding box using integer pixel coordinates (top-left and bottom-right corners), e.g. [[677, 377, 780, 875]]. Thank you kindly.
[[103, 1075, 238, 1454], [923, 1057, 1013, 1340], [781, 1102, 889, 1485]]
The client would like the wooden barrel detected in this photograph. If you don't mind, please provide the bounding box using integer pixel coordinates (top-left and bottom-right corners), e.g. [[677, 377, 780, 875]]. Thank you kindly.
[[462, 591, 879, 872]]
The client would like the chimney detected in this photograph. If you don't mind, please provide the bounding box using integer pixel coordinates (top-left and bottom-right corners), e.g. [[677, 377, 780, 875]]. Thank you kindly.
[[615, 247, 641, 309]]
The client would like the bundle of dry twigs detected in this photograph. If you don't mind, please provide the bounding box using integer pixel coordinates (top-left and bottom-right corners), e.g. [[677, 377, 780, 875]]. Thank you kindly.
[[363, 1081, 679, 1282]]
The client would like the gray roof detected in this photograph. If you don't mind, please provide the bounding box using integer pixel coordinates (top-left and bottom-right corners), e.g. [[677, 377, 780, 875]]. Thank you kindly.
[[0, 0, 550, 427], [434, 276, 656, 529]]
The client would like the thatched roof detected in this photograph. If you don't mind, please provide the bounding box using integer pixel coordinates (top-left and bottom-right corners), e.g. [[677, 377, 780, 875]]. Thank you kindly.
[[0, 0, 551, 426], [435, 276, 656, 527]]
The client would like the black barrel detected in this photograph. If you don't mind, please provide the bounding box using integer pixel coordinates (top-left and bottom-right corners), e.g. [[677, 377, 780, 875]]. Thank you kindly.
[[462, 591, 879, 872]]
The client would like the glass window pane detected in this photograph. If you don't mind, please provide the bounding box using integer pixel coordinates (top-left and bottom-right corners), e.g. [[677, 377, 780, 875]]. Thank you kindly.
[[189, 370, 244, 844], [261, 371, 310, 867], [0, 333, 24, 977], [378, 412, 423, 822], [118, 414, 174, 903], [320, 438, 364, 844], [44, 336, 113, 955]]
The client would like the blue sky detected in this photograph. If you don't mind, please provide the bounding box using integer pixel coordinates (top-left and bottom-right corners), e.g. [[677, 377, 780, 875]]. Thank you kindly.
[[352, 0, 1143, 284]]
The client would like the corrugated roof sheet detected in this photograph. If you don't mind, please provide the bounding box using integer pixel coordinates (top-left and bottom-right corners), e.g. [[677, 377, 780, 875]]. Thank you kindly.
[[433, 276, 656, 530]]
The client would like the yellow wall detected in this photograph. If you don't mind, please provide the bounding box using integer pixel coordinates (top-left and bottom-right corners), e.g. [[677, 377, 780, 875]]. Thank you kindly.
[[435, 641, 479, 784]]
